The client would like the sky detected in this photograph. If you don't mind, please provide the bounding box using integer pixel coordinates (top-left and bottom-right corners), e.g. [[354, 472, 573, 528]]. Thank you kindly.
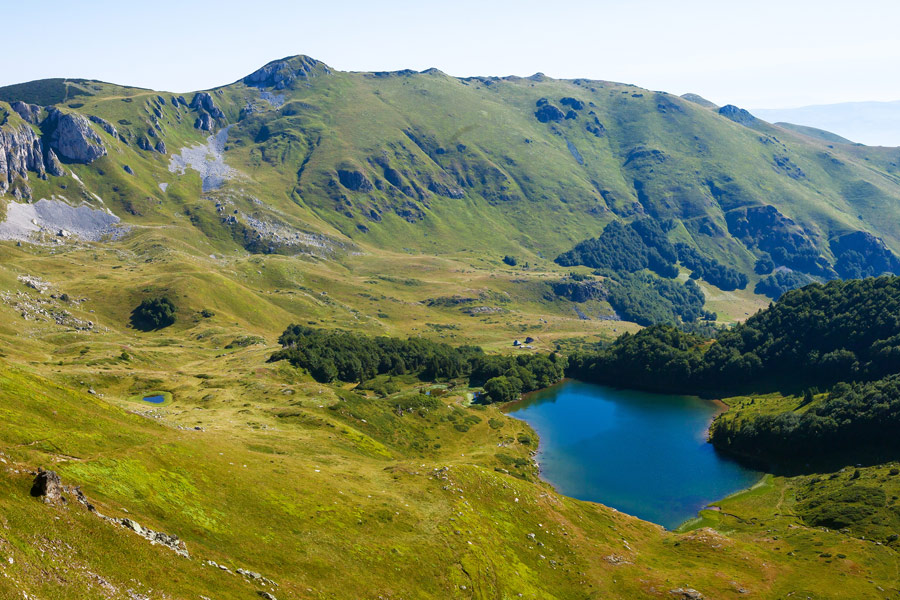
[[4, 0, 900, 109]]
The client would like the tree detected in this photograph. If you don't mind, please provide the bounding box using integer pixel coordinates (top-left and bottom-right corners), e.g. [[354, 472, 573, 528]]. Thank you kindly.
[[130, 296, 177, 330], [484, 376, 519, 404]]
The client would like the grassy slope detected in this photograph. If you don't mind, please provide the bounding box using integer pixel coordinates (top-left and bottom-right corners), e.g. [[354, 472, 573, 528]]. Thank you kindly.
[[3, 343, 900, 599], [2, 59, 900, 598]]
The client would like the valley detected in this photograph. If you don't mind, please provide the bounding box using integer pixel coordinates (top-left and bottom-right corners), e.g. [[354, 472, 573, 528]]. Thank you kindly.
[[1, 56, 899, 599]]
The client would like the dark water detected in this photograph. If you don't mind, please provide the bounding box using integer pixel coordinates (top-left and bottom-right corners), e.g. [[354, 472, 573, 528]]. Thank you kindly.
[[142, 395, 165, 404], [506, 380, 760, 529]]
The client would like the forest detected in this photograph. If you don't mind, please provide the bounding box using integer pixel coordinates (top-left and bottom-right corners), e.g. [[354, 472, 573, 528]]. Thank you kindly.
[[568, 276, 900, 463], [269, 325, 565, 401]]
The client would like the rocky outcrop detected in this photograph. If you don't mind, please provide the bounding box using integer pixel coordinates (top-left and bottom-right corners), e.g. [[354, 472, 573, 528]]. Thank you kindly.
[[155, 140, 167, 154], [550, 279, 607, 302], [46, 109, 107, 163], [0, 123, 52, 198], [190, 92, 225, 116], [88, 115, 118, 138], [119, 518, 189, 558], [718, 104, 759, 128], [10, 101, 41, 124], [243, 55, 331, 89], [30, 469, 64, 502], [194, 112, 213, 131], [44, 149, 64, 176], [189, 92, 225, 131]]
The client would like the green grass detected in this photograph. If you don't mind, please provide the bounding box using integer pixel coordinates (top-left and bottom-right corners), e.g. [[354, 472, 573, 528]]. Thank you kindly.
[[3, 57, 900, 598]]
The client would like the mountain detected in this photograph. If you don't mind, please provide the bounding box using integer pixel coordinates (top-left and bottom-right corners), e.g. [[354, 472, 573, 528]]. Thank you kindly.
[[4, 55, 900, 326], [752, 100, 900, 147], [2, 56, 900, 598]]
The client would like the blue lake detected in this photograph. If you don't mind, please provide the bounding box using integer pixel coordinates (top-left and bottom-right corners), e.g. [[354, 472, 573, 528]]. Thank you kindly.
[[506, 380, 761, 529], [142, 395, 165, 404]]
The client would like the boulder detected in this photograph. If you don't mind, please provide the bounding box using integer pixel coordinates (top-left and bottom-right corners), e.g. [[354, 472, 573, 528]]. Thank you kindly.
[[46, 110, 107, 163], [30, 469, 64, 502], [124, 165, 134, 175], [669, 588, 703, 599], [137, 136, 152, 151], [155, 140, 167, 154]]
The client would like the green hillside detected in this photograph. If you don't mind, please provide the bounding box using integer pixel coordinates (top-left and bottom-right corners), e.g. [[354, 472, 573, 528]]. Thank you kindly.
[[2, 56, 900, 598]]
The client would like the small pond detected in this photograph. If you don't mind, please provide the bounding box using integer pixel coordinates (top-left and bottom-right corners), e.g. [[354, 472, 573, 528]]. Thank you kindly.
[[506, 380, 761, 529], [142, 395, 166, 404]]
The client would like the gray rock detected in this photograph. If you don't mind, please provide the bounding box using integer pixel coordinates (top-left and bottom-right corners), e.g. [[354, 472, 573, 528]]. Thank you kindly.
[[10, 101, 41, 124], [124, 165, 134, 175], [88, 115, 118, 138], [243, 55, 331, 89], [44, 149, 64, 176], [30, 469, 64, 502], [0, 123, 48, 197], [155, 140, 167, 154], [119, 517, 189, 558], [138, 136, 152, 151], [189, 93, 225, 120], [669, 588, 704, 600], [194, 112, 214, 131], [46, 110, 107, 163]]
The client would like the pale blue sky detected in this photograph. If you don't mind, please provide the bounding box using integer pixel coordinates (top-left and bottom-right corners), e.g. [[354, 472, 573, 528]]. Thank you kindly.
[[4, 0, 900, 108]]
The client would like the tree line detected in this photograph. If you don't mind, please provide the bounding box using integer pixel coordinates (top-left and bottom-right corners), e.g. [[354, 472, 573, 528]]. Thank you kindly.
[[269, 325, 565, 403], [567, 276, 900, 463]]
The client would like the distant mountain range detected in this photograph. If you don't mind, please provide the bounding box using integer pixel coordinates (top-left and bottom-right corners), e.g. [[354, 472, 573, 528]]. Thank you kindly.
[[752, 100, 900, 147]]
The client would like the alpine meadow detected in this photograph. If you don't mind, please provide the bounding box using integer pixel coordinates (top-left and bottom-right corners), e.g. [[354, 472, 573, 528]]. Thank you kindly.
[[2, 39, 900, 600]]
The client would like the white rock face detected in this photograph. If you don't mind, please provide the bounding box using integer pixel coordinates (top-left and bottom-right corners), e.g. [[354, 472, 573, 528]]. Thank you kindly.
[[46, 110, 107, 163]]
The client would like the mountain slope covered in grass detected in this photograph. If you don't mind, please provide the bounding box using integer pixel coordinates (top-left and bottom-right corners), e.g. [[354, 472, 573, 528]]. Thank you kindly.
[[4, 55, 900, 319], [2, 57, 900, 598]]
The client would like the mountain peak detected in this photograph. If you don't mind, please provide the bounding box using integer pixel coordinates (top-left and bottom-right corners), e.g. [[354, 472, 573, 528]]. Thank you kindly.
[[241, 55, 331, 89]]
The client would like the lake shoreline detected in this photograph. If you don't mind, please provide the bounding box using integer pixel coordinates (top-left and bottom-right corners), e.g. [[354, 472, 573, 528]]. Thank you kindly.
[[504, 379, 765, 530]]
